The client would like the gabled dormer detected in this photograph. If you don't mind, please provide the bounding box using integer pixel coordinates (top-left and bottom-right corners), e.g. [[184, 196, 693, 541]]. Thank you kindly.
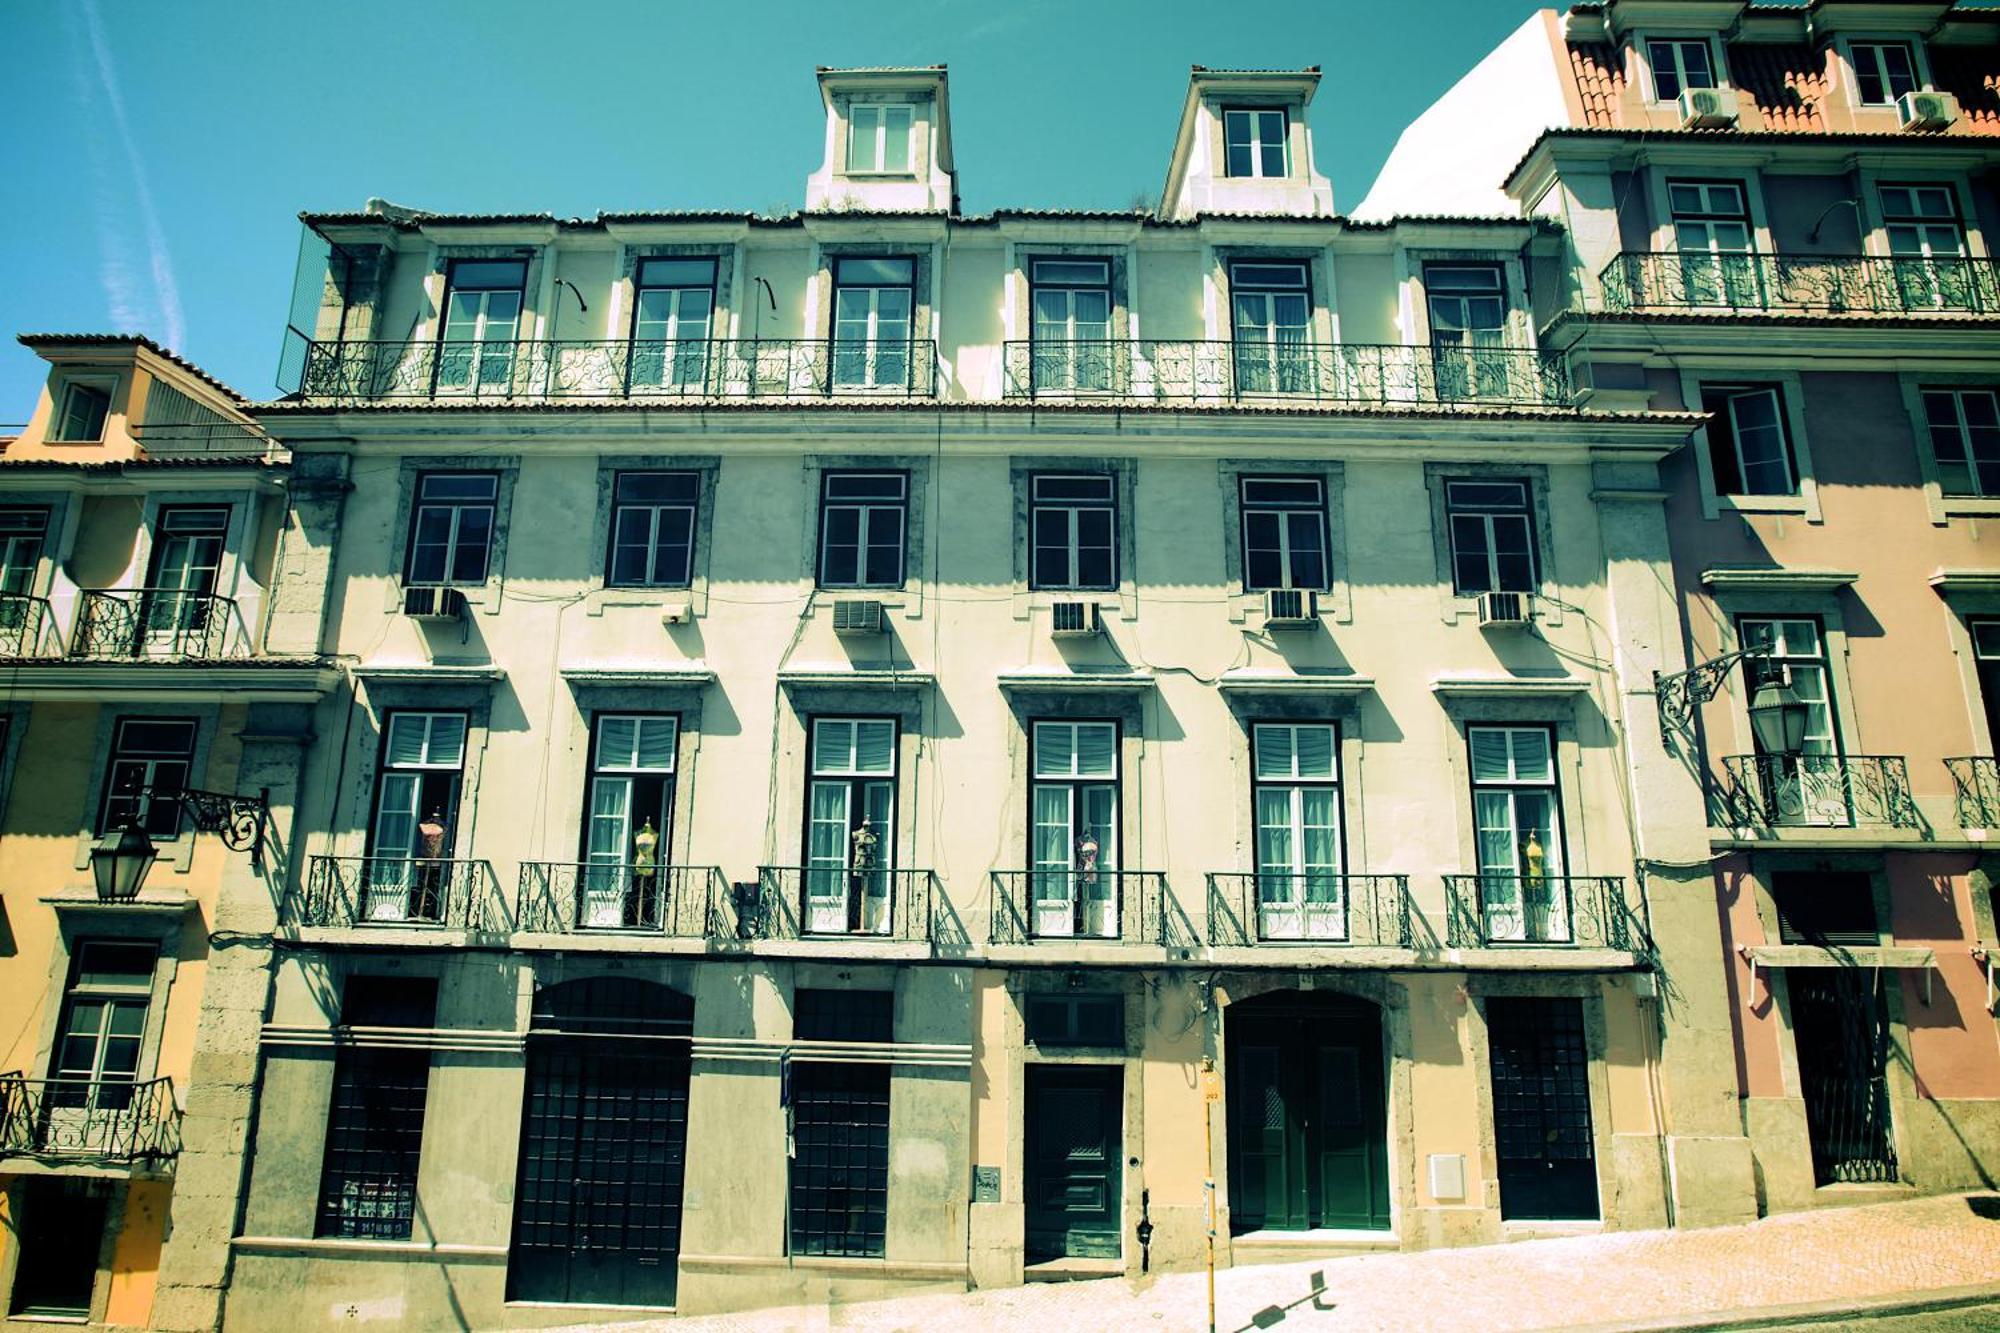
[[805, 66, 957, 214], [1159, 67, 1334, 222]]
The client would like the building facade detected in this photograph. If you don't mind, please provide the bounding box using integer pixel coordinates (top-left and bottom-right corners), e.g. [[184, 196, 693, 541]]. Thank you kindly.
[[1366, 0, 2000, 1219]]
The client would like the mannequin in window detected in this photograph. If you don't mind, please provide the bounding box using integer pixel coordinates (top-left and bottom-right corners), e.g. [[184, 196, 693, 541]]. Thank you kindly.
[[414, 811, 447, 920], [849, 817, 880, 933], [631, 818, 660, 927]]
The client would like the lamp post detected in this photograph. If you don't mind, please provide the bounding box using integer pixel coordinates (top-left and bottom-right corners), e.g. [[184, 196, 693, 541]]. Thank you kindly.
[[1747, 674, 1811, 756], [88, 785, 271, 903]]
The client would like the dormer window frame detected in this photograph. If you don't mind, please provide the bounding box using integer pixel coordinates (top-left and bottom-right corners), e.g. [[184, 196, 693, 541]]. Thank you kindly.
[[1838, 34, 1932, 110], [845, 100, 918, 178], [1639, 33, 1723, 105], [1220, 106, 1292, 181], [51, 376, 116, 445]]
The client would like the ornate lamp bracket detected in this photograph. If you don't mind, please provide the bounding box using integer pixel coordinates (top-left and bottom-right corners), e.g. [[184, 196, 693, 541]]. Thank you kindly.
[[1654, 648, 1768, 753], [175, 786, 271, 863]]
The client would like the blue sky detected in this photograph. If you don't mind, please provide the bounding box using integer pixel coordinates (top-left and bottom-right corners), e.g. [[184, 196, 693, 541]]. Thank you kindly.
[[0, 0, 1554, 413]]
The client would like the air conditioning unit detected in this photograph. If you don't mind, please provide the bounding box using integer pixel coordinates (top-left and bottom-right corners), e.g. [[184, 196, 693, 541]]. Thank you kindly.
[[1050, 601, 1103, 638], [832, 599, 884, 636], [1477, 591, 1533, 629], [402, 586, 466, 620], [1898, 90, 1959, 132], [1677, 86, 1741, 129], [1263, 588, 1318, 627]]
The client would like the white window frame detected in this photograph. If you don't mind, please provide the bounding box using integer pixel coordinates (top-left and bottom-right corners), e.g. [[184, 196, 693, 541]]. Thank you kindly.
[[1028, 474, 1117, 592], [1221, 108, 1290, 180], [817, 471, 908, 590], [1238, 476, 1329, 593], [1645, 37, 1719, 104], [1249, 723, 1344, 941], [1848, 38, 1923, 107], [1706, 384, 1799, 499], [847, 103, 915, 175], [1678, 368, 1822, 521]]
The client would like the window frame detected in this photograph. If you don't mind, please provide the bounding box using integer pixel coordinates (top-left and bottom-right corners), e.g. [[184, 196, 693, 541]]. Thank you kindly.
[[787, 988, 893, 1259], [0, 507, 50, 596], [96, 716, 197, 837], [815, 469, 909, 590], [367, 710, 471, 862], [1238, 475, 1330, 594], [403, 470, 500, 588], [1645, 37, 1719, 103], [1702, 383, 1801, 498], [1970, 618, 2000, 751], [1028, 472, 1118, 592], [1465, 723, 1572, 943], [1850, 39, 1922, 107], [1249, 722, 1346, 932], [628, 258, 718, 390], [1738, 616, 1843, 758], [52, 380, 112, 444], [580, 711, 679, 868], [604, 469, 700, 588], [1443, 478, 1538, 596], [1920, 387, 2000, 500], [1221, 107, 1290, 180], [1026, 719, 1123, 937], [47, 940, 159, 1106], [845, 102, 916, 175]]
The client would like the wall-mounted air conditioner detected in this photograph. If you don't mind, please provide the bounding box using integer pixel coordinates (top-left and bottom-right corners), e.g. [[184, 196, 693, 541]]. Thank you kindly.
[[1898, 90, 1959, 132], [1678, 87, 1741, 129], [832, 600, 885, 635], [1477, 591, 1532, 629], [402, 586, 466, 621], [1264, 588, 1318, 627], [1050, 601, 1103, 638]]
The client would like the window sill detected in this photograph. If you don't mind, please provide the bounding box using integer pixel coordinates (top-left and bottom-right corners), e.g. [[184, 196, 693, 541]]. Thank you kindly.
[[1710, 494, 1811, 515], [1941, 497, 2000, 519]]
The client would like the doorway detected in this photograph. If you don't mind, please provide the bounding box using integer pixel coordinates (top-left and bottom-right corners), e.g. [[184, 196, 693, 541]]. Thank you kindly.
[[1024, 1064, 1123, 1261], [8, 1181, 107, 1320], [1790, 969, 1897, 1184], [1486, 996, 1599, 1221]]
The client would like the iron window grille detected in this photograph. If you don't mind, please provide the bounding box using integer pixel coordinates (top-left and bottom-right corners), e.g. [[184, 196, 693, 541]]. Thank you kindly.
[[1239, 476, 1329, 592], [606, 471, 699, 587], [817, 471, 908, 589], [1852, 41, 1920, 105], [1702, 384, 1800, 497], [404, 472, 499, 587], [1029, 474, 1117, 591], [1445, 479, 1537, 596], [1647, 38, 1717, 101], [787, 989, 893, 1259], [1922, 389, 2000, 499], [98, 717, 196, 836], [314, 977, 438, 1239], [1222, 108, 1289, 178]]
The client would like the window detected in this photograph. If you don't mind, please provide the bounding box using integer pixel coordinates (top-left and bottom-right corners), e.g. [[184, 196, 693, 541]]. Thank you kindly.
[[1029, 259, 1113, 392], [787, 988, 892, 1258], [1239, 477, 1328, 592], [1921, 389, 2000, 498], [607, 471, 698, 587], [1026, 993, 1124, 1048], [817, 471, 907, 589], [1971, 619, 2000, 746], [366, 712, 468, 921], [1427, 264, 1512, 399], [580, 713, 677, 927], [54, 382, 110, 442], [1774, 871, 1878, 946], [832, 257, 915, 389], [1741, 617, 1847, 827], [1223, 109, 1288, 178], [1469, 725, 1569, 942], [1882, 186, 1971, 309], [1445, 479, 1536, 596], [1252, 724, 1344, 941], [1030, 721, 1120, 939], [314, 976, 439, 1240], [437, 259, 526, 391], [99, 717, 195, 836], [1030, 474, 1116, 591], [804, 718, 897, 935], [405, 472, 498, 587], [1669, 181, 1757, 306], [1852, 41, 1920, 105], [1231, 261, 1313, 394], [47, 941, 156, 1109], [1702, 385, 1799, 496], [847, 103, 914, 174], [1647, 38, 1717, 101], [144, 505, 230, 642], [631, 258, 715, 390], [0, 508, 47, 595]]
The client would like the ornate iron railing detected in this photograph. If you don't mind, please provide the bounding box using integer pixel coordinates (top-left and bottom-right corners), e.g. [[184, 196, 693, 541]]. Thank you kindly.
[[0, 593, 64, 657], [516, 861, 720, 937], [1442, 875, 1645, 950], [989, 869, 1171, 946], [1205, 872, 1413, 947], [1599, 251, 2000, 317], [748, 866, 935, 944], [999, 339, 1574, 408], [69, 589, 249, 660], [295, 337, 940, 402], [1946, 757, 2000, 829], [1719, 754, 1921, 830], [0, 1074, 182, 1163], [298, 856, 504, 930]]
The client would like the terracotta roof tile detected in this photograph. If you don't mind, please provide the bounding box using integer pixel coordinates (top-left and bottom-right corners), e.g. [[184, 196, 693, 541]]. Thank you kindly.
[[1932, 47, 2000, 135], [1728, 44, 1825, 131], [1568, 42, 1625, 128]]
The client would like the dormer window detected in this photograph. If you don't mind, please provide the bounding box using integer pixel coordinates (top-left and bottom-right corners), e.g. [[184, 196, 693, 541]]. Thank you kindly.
[[848, 103, 914, 174], [54, 382, 111, 443], [1223, 109, 1289, 179], [1647, 39, 1716, 102], [1853, 41, 1920, 105]]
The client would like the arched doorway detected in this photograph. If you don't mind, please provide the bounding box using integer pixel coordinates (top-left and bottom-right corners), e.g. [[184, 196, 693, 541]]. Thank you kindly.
[[1224, 990, 1390, 1233], [506, 976, 693, 1308]]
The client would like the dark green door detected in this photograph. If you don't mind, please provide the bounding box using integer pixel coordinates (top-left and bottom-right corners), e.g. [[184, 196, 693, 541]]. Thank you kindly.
[[1226, 995, 1390, 1233], [1487, 996, 1599, 1221], [1025, 1064, 1122, 1261], [1791, 969, 1897, 1184]]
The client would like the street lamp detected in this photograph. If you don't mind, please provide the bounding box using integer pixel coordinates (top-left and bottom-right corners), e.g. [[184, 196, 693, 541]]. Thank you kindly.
[[91, 822, 159, 902], [87, 785, 271, 902], [1747, 672, 1810, 755]]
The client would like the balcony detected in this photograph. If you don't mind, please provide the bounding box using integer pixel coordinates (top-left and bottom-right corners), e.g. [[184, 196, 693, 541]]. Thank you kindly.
[[516, 861, 720, 938], [745, 866, 936, 945], [1000, 340, 1573, 408], [0, 1074, 182, 1166], [1442, 875, 1645, 950], [989, 869, 1177, 947], [1719, 754, 1922, 831], [294, 337, 940, 404], [299, 856, 503, 931], [69, 590, 249, 661], [1945, 757, 2000, 829], [0, 594, 65, 658], [1599, 251, 2000, 318], [1206, 873, 1413, 948]]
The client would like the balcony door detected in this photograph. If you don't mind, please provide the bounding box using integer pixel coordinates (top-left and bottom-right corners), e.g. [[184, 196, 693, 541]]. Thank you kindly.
[[1882, 185, 1972, 310], [437, 259, 526, 392], [1469, 726, 1568, 942], [1251, 724, 1344, 941], [803, 718, 896, 935], [630, 258, 714, 391], [367, 712, 468, 921], [581, 714, 677, 928], [0, 508, 48, 652], [1030, 258, 1112, 392], [142, 505, 228, 652], [1669, 181, 1756, 307], [1231, 262, 1312, 395], [1425, 264, 1510, 400], [1740, 617, 1846, 826], [1974, 620, 2000, 749], [831, 257, 914, 389], [1030, 721, 1119, 938]]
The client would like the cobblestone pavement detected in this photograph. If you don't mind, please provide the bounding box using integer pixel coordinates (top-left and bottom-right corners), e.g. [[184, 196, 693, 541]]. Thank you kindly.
[[598, 1192, 2000, 1332]]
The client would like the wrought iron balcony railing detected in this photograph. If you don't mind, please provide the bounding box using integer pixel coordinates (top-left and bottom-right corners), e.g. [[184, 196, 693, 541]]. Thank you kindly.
[[744, 866, 935, 944], [1946, 757, 2000, 829], [0, 593, 65, 658], [1206, 872, 1414, 947], [1599, 251, 2000, 317], [295, 337, 940, 403], [517, 861, 720, 937], [989, 869, 1172, 946], [999, 339, 1574, 408], [1442, 875, 1645, 950], [0, 1073, 182, 1164], [1719, 754, 1921, 830], [69, 589, 249, 660], [299, 856, 504, 930]]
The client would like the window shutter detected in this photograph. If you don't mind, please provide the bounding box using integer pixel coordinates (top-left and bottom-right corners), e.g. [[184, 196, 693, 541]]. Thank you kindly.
[[1254, 726, 1296, 780], [814, 720, 856, 774], [634, 717, 677, 771], [1293, 725, 1336, 779], [1469, 728, 1515, 783], [853, 720, 895, 774], [1508, 729, 1553, 782], [1034, 723, 1075, 778], [599, 715, 639, 768], [1074, 723, 1116, 777]]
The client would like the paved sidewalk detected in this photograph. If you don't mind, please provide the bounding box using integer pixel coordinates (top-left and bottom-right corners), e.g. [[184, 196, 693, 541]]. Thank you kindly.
[[600, 1192, 2000, 1331]]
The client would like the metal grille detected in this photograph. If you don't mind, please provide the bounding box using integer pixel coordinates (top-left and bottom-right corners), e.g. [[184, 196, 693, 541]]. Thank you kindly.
[[788, 1062, 890, 1258], [1487, 997, 1599, 1221], [1791, 970, 1898, 1185], [314, 1047, 432, 1239]]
